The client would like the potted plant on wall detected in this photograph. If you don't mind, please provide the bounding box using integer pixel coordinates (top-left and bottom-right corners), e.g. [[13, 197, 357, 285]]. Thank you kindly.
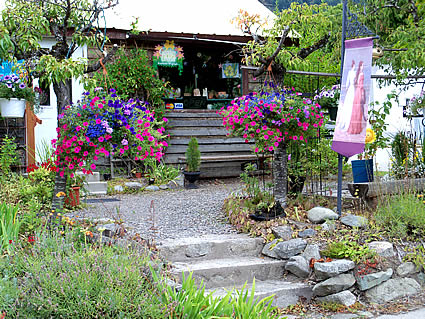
[[0, 74, 35, 118], [183, 137, 201, 189], [314, 84, 340, 121]]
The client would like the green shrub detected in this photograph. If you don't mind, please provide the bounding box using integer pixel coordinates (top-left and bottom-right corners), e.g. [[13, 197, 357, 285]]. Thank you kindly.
[[375, 193, 425, 239], [321, 240, 376, 263], [0, 135, 19, 177], [0, 202, 22, 254], [1, 232, 164, 318], [185, 137, 201, 172], [152, 271, 279, 319]]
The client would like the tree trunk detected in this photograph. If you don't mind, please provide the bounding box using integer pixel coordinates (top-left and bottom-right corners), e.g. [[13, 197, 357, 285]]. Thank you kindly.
[[273, 142, 288, 207], [51, 80, 72, 213], [53, 80, 72, 114]]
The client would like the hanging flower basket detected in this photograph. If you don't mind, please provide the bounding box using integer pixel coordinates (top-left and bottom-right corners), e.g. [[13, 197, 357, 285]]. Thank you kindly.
[[0, 98, 26, 118]]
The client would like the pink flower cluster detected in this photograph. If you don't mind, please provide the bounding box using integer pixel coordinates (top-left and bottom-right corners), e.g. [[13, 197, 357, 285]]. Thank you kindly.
[[218, 89, 324, 153]]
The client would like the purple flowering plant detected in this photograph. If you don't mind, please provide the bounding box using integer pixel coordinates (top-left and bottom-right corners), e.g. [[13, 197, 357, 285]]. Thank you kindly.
[[313, 84, 340, 109], [0, 74, 35, 102], [218, 83, 325, 153], [53, 88, 169, 178]]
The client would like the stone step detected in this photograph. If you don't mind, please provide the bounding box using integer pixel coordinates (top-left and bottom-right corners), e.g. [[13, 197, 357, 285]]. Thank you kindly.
[[171, 257, 286, 289], [77, 171, 100, 183], [84, 181, 107, 195], [159, 234, 264, 262], [205, 279, 313, 309]]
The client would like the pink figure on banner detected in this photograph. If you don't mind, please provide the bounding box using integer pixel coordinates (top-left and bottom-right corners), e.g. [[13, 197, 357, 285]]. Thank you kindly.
[[337, 60, 356, 131], [347, 61, 366, 135]]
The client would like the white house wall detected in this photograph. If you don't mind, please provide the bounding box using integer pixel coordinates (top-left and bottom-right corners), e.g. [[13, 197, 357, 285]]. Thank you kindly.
[[34, 38, 87, 162]]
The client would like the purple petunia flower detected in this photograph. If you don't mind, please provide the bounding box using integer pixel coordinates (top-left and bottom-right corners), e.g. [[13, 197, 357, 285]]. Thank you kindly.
[[19, 83, 26, 89], [6, 83, 12, 88], [121, 139, 128, 146]]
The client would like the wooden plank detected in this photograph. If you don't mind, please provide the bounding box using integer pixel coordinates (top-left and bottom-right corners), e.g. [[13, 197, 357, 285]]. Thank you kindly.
[[168, 137, 250, 145], [164, 152, 258, 164], [167, 119, 223, 127], [165, 143, 253, 154], [165, 111, 222, 118], [167, 128, 229, 136]]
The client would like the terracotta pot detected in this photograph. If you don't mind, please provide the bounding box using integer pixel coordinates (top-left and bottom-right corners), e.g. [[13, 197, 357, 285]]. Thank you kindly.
[[65, 186, 80, 207], [135, 172, 142, 178]]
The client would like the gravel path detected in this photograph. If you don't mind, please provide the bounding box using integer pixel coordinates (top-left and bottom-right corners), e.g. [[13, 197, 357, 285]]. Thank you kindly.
[[77, 179, 242, 243]]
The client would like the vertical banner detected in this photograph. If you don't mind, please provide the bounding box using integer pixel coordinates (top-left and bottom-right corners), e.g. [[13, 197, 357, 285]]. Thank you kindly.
[[332, 37, 373, 158]]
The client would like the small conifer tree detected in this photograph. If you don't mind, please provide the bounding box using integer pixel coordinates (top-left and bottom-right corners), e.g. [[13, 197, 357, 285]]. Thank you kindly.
[[185, 137, 201, 172]]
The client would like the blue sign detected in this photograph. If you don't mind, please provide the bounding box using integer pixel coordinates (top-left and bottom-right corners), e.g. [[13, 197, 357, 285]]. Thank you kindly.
[[0, 60, 25, 76]]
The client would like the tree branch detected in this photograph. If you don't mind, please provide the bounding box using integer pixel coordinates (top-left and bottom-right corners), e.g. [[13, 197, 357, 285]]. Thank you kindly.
[[297, 32, 330, 60], [85, 44, 118, 74], [254, 23, 293, 77]]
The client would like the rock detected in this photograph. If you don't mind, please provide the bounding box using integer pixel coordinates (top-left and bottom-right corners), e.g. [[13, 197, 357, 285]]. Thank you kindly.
[[314, 259, 355, 281], [396, 262, 418, 277], [95, 223, 120, 238], [308, 207, 339, 223], [285, 256, 310, 278], [415, 272, 425, 286], [185, 243, 212, 258], [355, 311, 374, 318], [273, 238, 307, 260], [159, 184, 168, 190], [124, 182, 143, 189], [262, 239, 279, 259], [321, 220, 336, 232], [298, 228, 316, 238], [313, 273, 356, 296], [367, 241, 395, 258], [167, 174, 184, 189], [356, 268, 393, 291], [302, 244, 321, 262], [365, 278, 421, 304], [340, 214, 368, 228], [316, 290, 357, 307], [114, 185, 124, 192], [329, 314, 358, 319], [271, 225, 293, 241], [145, 185, 160, 191]]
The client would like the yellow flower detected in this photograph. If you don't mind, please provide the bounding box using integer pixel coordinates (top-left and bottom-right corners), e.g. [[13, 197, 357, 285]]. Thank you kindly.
[[56, 192, 66, 197], [365, 128, 376, 144]]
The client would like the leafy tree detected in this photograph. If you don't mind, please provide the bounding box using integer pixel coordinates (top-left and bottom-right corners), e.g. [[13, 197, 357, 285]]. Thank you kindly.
[[360, 0, 425, 81], [0, 0, 118, 112], [235, 3, 342, 206]]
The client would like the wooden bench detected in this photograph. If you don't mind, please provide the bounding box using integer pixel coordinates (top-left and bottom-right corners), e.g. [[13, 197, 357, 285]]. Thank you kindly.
[[177, 154, 273, 173], [348, 178, 425, 208]]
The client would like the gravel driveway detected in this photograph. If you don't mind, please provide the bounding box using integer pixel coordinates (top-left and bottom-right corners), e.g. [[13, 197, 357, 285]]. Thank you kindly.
[[77, 179, 242, 243]]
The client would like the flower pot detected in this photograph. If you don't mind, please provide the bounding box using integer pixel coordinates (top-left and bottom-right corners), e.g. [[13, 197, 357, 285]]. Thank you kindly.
[[328, 106, 338, 121], [134, 172, 142, 178], [249, 201, 286, 221], [0, 98, 26, 118], [352, 159, 374, 183], [288, 175, 306, 194], [103, 173, 111, 181], [65, 186, 80, 207], [183, 171, 200, 189]]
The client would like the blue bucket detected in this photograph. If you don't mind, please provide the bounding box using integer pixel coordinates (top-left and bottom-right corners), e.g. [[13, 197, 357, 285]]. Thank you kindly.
[[352, 159, 374, 183]]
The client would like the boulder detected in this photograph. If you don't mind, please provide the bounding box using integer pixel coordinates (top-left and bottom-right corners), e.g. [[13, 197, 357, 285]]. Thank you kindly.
[[312, 273, 356, 297], [271, 225, 293, 241], [340, 214, 368, 228], [321, 220, 336, 232], [273, 238, 307, 260], [302, 244, 321, 262], [167, 175, 184, 189], [365, 278, 421, 304], [124, 182, 143, 189], [396, 262, 418, 277], [114, 185, 124, 192], [262, 239, 279, 259], [308, 207, 339, 223], [159, 184, 168, 190], [314, 259, 355, 281], [367, 241, 395, 258], [298, 228, 317, 238], [316, 290, 357, 307], [285, 256, 310, 278], [95, 223, 120, 238], [145, 185, 160, 191], [356, 268, 393, 291]]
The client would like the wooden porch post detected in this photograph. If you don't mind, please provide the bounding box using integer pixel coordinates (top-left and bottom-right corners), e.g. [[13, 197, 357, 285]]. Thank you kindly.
[[25, 102, 42, 167]]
